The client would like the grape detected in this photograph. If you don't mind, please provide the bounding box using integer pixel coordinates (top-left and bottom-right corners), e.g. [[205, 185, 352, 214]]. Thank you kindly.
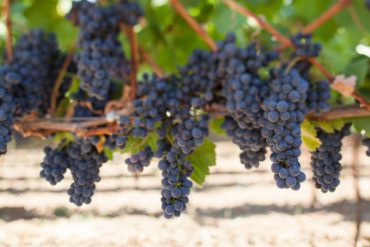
[[0, 29, 59, 116], [222, 116, 266, 169], [260, 68, 309, 189], [306, 80, 331, 115], [290, 33, 321, 58], [125, 146, 154, 173], [311, 124, 351, 192], [362, 137, 370, 156], [159, 148, 193, 218], [40, 146, 70, 185], [66, 138, 108, 206], [67, 0, 136, 100], [172, 114, 209, 154]]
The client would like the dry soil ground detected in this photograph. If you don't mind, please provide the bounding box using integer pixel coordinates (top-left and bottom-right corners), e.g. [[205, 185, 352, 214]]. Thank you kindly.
[[0, 139, 370, 247]]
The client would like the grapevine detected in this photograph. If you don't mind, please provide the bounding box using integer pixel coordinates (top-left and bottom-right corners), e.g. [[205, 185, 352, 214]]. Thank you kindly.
[[0, 0, 369, 221]]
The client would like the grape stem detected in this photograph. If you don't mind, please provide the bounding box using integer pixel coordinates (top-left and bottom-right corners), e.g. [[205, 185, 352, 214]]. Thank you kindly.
[[126, 25, 139, 100], [4, 0, 13, 62], [139, 46, 165, 77], [170, 0, 218, 51], [50, 46, 75, 116]]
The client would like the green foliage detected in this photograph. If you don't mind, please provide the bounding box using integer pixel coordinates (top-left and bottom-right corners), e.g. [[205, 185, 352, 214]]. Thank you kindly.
[[301, 119, 321, 151], [209, 117, 225, 135], [312, 119, 345, 133], [123, 131, 159, 155], [187, 139, 216, 186], [348, 117, 370, 137]]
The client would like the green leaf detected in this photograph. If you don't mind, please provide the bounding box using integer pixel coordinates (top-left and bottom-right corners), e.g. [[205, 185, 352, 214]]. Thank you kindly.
[[186, 139, 216, 186], [53, 132, 75, 143], [301, 119, 321, 151], [104, 147, 114, 161], [210, 117, 225, 135], [348, 117, 370, 137], [122, 131, 158, 154], [312, 119, 345, 133]]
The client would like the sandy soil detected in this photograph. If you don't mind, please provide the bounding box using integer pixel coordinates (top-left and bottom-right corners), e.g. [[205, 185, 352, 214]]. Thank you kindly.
[[0, 140, 370, 247]]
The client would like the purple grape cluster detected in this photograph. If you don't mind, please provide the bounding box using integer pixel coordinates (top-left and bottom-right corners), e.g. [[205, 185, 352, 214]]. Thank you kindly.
[[159, 149, 193, 218], [40, 146, 70, 185], [0, 29, 59, 115], [125, 146, 154, 173], [290, 33, 321, 58], [222, 116, 266, 169], [260, 68, 309, 190], [67, 0, 140, 99], [306, 80, 331, 115], [362, 137, 370, 156], [311, 124, 351, 192], [66, 138, 108, 206]]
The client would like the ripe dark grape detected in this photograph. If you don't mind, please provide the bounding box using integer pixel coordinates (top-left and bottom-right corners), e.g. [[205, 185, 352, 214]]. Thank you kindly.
[[362, 137, 370, 156], [172, 114, 209, 154], [67, 0, 136, 100], [222, 116, 266, 169], [66, 138, 108, 206], [159, 148, 193, 218], [0, 86, 14, 155], [306, 80, 331, 115], [290, 33, 321, 58], [0, 29, 59, 116], [125, 146, 154, 173], [311, 124, 351, 192], [260, 68, 309, 190], [40, 146, 70, 185]]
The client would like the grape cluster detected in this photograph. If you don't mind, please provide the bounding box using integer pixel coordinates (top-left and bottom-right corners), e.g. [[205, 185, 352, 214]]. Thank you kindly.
[[222, 116, 266, 169], [217, 35, 277, 169], [68, 0, 140, 99], [172, 114, 209, 154], [0, 86, 14, 155], [311, 124, 351, 192], [40, 146, 70, 185], [306, 80, 331, 115], [159, 150, 193, 218], [290, 33, 321, 58], [261, 68, 308, 190], [132, 74, 181, 138], [362, 137, 370, 156], [0, 29, 59, 115], [66, 138, 108, 206], [125, 146, 154, 173]]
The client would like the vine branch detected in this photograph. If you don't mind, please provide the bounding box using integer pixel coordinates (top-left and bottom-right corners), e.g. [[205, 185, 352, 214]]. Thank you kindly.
[[302, 0, 352, 34], [4, 0, 13, 62], [139, 46, 165, 77], [12, 105, 370, 138], [170, 0, 218, 51], [127, 25, 139, 100], [222, 0, 293, 47], [50, 47, 75, 116]]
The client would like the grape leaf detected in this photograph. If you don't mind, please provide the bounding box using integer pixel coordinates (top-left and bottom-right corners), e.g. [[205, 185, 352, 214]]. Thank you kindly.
[[123, 131, 159, 155], [210, 117, 225, 135], [104, 147, 114, 161], [186, 139, 216, 186], [347, 117, 370, 137], [301, 119, 321, 151], [312, 119, 345, 133]]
